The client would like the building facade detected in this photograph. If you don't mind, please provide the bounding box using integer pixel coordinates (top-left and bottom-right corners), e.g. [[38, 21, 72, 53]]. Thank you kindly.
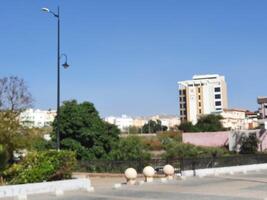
[[258, 97, 267, 119], [178, 74, 228, 124], [19, 109, 56, 128], [220, 109, 246, 130], [105, 115, 180, 132], [105, 115, 133, 132]]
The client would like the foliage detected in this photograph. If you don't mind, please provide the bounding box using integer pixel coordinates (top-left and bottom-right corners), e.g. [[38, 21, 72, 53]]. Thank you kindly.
[[240, 134, 259, 154], [143, 138, 162, 151], [162, 142, 227, 160], [142, 120, 168, 133], [178, 114, 226, 132], [0, 76, 33, 163], [0, 111, 32, 162], [3, 150, 76, 184], [0, 145, 8, 171], [52, 100, 120, 160], [108, 136, 151, 161], [128, 126, 141, 134], [158, 131, 182, 145]]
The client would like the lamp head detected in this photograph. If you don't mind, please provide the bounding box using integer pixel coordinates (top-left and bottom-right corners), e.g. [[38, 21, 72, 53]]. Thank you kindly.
[[62, 62, 70, 69], [42, 8, 50, 12]]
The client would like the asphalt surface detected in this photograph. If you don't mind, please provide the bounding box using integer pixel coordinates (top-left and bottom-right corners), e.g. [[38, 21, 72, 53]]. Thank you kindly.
[[3, 170, 267, 200]]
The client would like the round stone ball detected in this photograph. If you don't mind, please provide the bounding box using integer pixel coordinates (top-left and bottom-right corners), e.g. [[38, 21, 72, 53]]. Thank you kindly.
[[163, 164, 175, 175], [124, 168, 137, 180], [143, 166, 155, 177]]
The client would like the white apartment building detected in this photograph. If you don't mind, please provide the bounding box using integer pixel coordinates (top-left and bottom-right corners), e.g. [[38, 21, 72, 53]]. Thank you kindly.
[[105, 115, 133, 132], [19, 109, 56, 128], [178, 74, 228, 124], [220, 109, 246, 130], [105, 114, 180, 131]]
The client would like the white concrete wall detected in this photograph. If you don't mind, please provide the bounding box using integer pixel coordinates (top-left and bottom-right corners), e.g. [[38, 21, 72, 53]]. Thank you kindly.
[[181, 163, 267, 177], [0, 178, 91, 198]]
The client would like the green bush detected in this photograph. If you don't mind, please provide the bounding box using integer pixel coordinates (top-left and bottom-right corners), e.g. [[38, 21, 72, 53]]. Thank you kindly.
[[108, 136, 151, 161], [0, 145, 8, 171], [3, 150, 76, 184], [162, 142, 227, 160], [240, 134, 259, 154]]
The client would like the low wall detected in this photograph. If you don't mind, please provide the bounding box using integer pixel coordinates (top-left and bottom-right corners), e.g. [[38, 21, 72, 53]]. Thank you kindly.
[[182, 131, 229, 147], [0, 178, 91, 198], [181, 163, 267, 177]]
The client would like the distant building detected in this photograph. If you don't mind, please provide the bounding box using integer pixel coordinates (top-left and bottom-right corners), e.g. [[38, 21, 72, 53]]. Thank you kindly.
[[105, 114, 180, 132], [150, 115, 181, 129], [178, 74, 228, 124], [258, 97, 267, 119], [220, 109, 246, 130], [105, 115, 133, 132], [19, 109, 56, 128]]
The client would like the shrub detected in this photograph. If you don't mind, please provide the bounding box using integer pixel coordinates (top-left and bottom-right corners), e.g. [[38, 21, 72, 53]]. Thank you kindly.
[[3, 150, 76, 184], [0, 145, 8, 171], [240, 134, 259, 154], [162, 142, 227, 160], [108, 136, 151, 161], [143, 138, 162, 151]]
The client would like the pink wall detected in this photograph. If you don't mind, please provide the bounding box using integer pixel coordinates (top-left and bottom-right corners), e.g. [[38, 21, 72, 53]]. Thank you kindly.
[[182, 131, 229, 147]]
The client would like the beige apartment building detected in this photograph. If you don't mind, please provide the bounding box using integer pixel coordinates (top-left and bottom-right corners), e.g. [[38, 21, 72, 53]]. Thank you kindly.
[[178, 74, 228, 124]]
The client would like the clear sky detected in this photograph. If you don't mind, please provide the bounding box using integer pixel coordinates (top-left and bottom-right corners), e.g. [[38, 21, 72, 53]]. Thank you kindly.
[[1, 0, 267, 117]]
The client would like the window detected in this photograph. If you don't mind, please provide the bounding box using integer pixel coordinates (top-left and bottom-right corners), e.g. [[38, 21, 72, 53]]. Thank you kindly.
[[216, 108, 222, 111], [183, 97, 186, 101], [199, 102, 201, 107], [199, 109, 202, 114], [183, 90, 186, 95], [180, 111, 183, 116], [215, 101, 222, 106], [180, 97, 182, 102], [198, 88, 201, 93], [198, 95, 201, 100], [214, 87, 221, 92], [179, 90, 182, 95], [215, 94, 221, 99]]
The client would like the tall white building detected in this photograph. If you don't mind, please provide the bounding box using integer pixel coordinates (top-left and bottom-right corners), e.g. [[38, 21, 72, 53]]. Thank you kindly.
[[19, 109, 56, 128], [178, 74, 228, 124]]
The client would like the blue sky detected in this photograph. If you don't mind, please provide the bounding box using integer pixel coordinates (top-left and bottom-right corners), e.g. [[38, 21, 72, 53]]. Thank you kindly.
[[0, 0, 267, 117]]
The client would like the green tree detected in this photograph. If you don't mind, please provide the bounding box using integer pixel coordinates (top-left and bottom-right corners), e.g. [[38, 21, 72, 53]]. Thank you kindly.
[[240, 134, 258, 154], [178, 114, 226, 132], [196, 114, 225, 132], [178, 121, 198, 132], [142, 120, 167, 133], [52, 100, 120, 160], [0, 76, 33, 164], [108, 136, 151, 160]]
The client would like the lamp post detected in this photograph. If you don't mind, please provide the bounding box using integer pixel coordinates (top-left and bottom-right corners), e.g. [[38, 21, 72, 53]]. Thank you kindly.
[[42, 6, 69, 150]]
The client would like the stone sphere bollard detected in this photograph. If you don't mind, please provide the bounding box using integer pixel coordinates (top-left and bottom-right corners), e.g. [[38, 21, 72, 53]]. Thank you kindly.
[[124, 168, 137, 185], [143, 166, 155, 182], [163, 164, 175, 180]]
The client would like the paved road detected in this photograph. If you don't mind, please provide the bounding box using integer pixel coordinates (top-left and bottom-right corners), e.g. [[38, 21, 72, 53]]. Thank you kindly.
[[5, 170, 267, 200]]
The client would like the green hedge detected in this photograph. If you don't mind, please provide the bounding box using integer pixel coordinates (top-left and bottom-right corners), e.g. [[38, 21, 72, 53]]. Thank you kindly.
[[3, 150, 76, 184]]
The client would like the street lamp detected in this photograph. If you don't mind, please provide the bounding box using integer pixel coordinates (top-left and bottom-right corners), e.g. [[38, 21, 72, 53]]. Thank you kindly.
[[42, 6, 70, 150]]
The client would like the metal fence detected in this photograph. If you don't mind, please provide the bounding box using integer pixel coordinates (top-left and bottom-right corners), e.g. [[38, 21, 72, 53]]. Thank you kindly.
[[76, 154, 267, 174]]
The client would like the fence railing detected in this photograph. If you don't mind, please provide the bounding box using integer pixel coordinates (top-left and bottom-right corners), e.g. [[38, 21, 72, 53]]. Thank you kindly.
[[76, 154, 267, 174]]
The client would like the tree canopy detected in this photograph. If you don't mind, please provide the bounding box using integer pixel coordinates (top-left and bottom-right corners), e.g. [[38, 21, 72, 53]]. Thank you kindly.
[[178, 114, 226, 132], [142, 120, 168, 133], [53, 100, 120, 160]]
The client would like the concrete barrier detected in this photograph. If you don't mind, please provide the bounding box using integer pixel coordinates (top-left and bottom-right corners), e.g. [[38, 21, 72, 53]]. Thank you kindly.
[[0, 178, 91, 198], [181, 163, 267, 177]]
